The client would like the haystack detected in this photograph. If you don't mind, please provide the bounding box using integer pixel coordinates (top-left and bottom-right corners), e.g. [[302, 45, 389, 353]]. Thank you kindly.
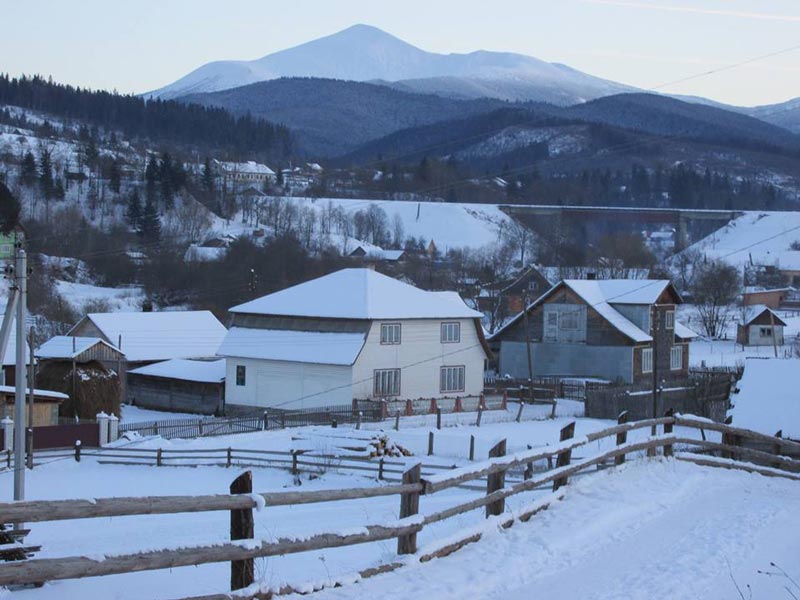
[[36, 360, 121, 419]]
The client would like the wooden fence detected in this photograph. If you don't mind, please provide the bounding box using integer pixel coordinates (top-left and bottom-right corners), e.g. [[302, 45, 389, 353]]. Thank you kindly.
[[1, 414, 798, 596]]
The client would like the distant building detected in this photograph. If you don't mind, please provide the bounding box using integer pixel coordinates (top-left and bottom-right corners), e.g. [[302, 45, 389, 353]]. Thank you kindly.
[[736, 305, 786, 347], [127, 359, 226, 415], [218, 268, 491, 412], [67, 311, 227, 404], [742, 287, 793, 309], [213, 160, 275, 188], [492, 279, 693, 384]]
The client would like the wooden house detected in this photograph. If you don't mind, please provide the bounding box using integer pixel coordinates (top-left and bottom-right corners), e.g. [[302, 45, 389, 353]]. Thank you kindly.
[[736, 306, 786, 347], [492, 279, 692, 384], [218, 268, 491, 413], [67, 311, 227, 405], [0, 386, 67, 427], [742, 287, 793, 309], [128, 359, 225, 415]]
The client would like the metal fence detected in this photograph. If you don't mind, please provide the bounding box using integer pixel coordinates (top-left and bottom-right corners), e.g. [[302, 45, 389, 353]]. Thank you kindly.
[[119, 415, 263, 440]]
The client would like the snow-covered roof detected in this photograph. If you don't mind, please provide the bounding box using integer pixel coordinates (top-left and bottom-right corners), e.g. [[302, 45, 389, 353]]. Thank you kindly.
[[36, 336, 121, 360], [493, 279, 678, 343], [729, 358, 800, 439], [184, 244, 226, 263], [567, 279, 677, 305], [217, 328, 366, 366], [70, 311, 227, 362], [215, 160, 275, 176], [129, 358, 226, 384], [230, 269, 482, 320], [741, 305, 787, 327], [0, 385, 68, 400], [674, 322, 699, 340]]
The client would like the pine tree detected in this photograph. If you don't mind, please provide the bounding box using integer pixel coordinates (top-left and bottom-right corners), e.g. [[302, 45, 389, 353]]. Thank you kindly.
[[126, 190, 142, 229], [159, 152, 174, 208], [139, 194, 161, 243], [0, 181, 21, 234], [39, 148, 54, 197], [20, 151, 37, 187], [202, 157, 214, 192], [109, 159, 121, 194]]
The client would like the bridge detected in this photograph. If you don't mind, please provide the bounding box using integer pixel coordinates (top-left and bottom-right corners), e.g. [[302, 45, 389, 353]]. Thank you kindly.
[[500, 204, 743, 249]]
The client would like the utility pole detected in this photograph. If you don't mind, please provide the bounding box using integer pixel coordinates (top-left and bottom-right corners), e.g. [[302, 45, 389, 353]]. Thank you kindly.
[[521, 294, 535, 406], [13, 247, 27, 501], [27, 327, 35, 469], [651, 304, 659, 438], [768, 309, 779, 358]]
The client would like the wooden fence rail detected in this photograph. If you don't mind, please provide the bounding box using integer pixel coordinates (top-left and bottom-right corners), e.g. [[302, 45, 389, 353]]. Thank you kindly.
[[1, 414, 798, 595]]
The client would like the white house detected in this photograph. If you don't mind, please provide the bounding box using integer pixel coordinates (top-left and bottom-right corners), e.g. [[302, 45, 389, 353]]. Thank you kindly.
[[218, 268, 491, 412]]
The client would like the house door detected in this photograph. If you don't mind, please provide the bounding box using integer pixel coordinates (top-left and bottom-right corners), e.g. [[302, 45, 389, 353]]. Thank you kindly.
[[544, 311, 558, 342]]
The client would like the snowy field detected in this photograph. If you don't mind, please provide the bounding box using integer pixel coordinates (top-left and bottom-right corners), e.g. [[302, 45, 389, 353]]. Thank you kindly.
[[306, 459, 800, 600], [0, 404, 740, 600], [54, 281, 146, 313], [680, 305, 800, 367], [682, 211, 800, 271]]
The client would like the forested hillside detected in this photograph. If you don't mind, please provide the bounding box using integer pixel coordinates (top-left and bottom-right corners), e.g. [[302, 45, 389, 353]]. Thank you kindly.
[[0, 75, 293, 162]]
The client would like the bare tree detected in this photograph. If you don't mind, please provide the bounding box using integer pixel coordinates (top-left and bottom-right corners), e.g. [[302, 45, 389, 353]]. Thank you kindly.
[[691, 260, 740, 338]]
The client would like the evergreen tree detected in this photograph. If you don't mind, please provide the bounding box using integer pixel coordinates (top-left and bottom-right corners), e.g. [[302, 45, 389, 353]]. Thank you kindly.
[[139, 194, 161, 243], [126, 190, 142, 229], [0, 181, 20, 234], [39, 147, 54, 197], [20, 151, 37, 187], [145, 155, 158, 203], [109, 158, 121, 193], [202, 157, 214, 192]]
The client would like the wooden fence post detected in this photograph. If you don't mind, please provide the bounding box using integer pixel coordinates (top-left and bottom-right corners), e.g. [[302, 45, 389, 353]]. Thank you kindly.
[[469, 435, 475, 461], [405, 399, 413, 417], [378, 457, 384, 481], [156, 448, 162, 467], [485, 439, 507, 517], [553, 422, 575, 491], [6, 448, 10, 469], [454, 397, 463, 413], [280, 412, 286, 429], [614, 411, 629, 466], [291, 450, 298, 475], [436, 407, 442, 430], [227, 448, 233, 467], [397, 463, 421, 555], [198, 419, 204, 436], [476, 405, 483, 428], [395, 410, 401, 431], [74, 441, 81, 463], [663, 409, 674, 457], [515, 401, 524, 423], [356, 412, 362, 431], [524, 444, 534, 480], [501, 390, 508, 411], [428, 431, 434, 456], [230, 471, 254, 591]]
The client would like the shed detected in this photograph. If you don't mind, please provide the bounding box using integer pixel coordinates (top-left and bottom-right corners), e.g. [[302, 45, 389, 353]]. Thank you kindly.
[[0, 386, 68, 426], [35, 336, 125, 418], [736, 306, 786, 347], [128, 359, 226, 415]]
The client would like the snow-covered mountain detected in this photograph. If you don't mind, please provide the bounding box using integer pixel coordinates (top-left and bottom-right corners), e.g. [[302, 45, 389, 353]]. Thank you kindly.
[[146, 24, 635, 104]]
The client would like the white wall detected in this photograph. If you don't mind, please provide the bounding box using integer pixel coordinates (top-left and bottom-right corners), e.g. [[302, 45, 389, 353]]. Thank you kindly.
[[351, 319, 486, 400], [225, 357, 352, 410], [748, 325, 784, 346]]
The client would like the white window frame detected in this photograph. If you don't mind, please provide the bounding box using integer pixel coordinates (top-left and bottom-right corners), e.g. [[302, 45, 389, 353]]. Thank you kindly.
[[380, 322, 401, 345], [642, 348, 653, 374], [665, 310, 675, 330], [440, 366, 466, 393], [441, 322, 461, 343], [373, 369, 401, 397], [670, 345, 683, 370]]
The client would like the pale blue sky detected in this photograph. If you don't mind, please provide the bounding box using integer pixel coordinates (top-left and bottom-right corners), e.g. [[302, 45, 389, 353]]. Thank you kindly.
[[3, 0, 799, 106]]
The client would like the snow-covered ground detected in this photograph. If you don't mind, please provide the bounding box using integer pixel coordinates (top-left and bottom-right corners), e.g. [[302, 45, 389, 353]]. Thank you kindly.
[[54, 281, 146, 313], [681, 211, 800, 271], [306, 459, 800, 600], [680, 305, 800, 367], [0, 405, 735, 599]]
